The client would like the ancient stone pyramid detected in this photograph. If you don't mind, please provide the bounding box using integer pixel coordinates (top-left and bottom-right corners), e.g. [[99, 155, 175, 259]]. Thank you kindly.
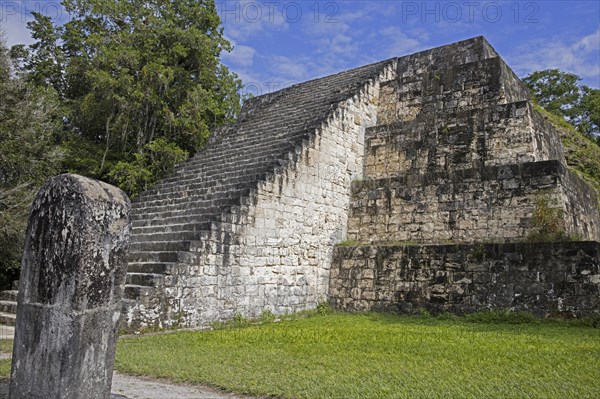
[[123, 36, 600, 330]]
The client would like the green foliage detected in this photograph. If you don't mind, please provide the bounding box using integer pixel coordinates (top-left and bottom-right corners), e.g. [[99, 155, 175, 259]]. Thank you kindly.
[[13, 0, 242, 196], [109, 138, 188, 197], [23, 0, 241, 153], [527, 193, 567, 242], [115, 312, 600, 399], [316, 301, 333, 315], [523, 69, 581, 118], [0, 37, 64, 289], [336, 239, 361, 247], [0, 339, 13, 354], [534, 103, 600, 204], [0, 358, 11, 379], [580, 86, 600, 139], [259, 309, 276, 324], [524, 69, 599, 137]]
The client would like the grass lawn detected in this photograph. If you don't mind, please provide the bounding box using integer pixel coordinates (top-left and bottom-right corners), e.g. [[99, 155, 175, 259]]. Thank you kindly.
[[115, 312, 600, 399], [0, 339, 13, 354], [0, 339, 12, 381]]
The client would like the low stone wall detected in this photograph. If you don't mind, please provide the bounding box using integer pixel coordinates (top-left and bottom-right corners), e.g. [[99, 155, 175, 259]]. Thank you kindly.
[[329, 242, 600, 317]]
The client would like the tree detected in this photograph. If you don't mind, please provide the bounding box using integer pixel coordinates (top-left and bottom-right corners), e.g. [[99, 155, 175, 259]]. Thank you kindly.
[[16, 0, 242, 192], [579, 86, 600, 138], [523, 69, 599, 138], [0, 36, 64, 289]]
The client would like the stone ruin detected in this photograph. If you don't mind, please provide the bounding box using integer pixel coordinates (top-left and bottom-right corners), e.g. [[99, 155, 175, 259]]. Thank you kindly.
[[122, 36, 600, 331]]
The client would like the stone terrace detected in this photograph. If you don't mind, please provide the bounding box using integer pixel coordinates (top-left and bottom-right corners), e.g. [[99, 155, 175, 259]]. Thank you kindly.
[[122, 36, 600, 330]]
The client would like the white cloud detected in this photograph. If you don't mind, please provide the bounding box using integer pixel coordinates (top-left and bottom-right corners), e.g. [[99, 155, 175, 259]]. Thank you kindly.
[[377, 26, 424, 57], [221, 43, 256, 68], [508, 29, 600, 87], [219, 0, 288, 41], [269, 55, 308, 81]]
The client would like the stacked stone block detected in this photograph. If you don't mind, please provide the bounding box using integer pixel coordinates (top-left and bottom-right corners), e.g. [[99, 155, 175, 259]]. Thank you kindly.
[[123, 36, 600, 328], [330, 242, 600, 316], [123, 57, 395, 329], [330, 37, 600, 316]]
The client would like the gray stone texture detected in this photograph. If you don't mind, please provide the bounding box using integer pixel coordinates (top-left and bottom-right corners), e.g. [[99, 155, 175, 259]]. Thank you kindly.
[[9, 174, 131, 399], [123, 36, 600, 329], [329, 242, 600, 317]]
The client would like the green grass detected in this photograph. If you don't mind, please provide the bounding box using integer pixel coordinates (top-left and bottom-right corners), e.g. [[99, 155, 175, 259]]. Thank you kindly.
[[0, 359, 10, 379], [115, 312, 600, 399], [0, 340, 13, 354]]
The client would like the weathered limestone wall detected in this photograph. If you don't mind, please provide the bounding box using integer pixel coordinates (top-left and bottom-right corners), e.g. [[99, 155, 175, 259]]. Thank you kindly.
[[372, 58, 563, 178], [559, 169, 600, 241], [330, 242, 600, 316], [366, 101, 550, 179], [348, 161, 600, 244], [169, 64, 396, 325]]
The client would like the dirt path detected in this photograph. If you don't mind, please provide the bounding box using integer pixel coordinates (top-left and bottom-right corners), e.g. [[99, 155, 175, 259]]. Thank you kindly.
[[111, 372, 252, 399], [1, 371, 253, 399]]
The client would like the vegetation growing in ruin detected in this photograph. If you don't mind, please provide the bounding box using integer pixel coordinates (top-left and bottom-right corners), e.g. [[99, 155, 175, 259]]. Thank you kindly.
[[111, 312, 600, 399], [533, 104, 600, 204], [527, 192, 568, 242], [524, 69, 599, 139], [525, 70, 600, 204]]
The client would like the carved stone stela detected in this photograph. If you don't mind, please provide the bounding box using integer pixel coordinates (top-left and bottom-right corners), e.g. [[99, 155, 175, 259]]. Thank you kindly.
[[9, 174, 130, 399]]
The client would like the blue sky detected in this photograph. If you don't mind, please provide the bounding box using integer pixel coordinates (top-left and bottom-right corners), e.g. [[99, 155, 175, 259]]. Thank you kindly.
[[216, 0, 600, 96], [2, 1, 598, 97]]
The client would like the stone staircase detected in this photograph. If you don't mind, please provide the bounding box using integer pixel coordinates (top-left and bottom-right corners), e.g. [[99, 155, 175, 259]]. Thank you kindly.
[[121, 58, 395, 328], [0, 284, 18, 326]]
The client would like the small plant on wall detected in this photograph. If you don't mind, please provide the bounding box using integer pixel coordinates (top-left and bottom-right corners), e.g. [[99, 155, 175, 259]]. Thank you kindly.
[[527, 192, 568, 242]]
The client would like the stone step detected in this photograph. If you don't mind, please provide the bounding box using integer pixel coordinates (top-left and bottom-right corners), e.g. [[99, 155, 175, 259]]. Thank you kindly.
[[130, 230, 201, 243], [129, 240, 192, 253], [141, 150, 289, 188], [131, 222, 211, 235], [0, 290, 18, 302], [127, 262, 177, 274], [160, 147, 287, 184], [131, 207, 235, 225], [123, 285, 155, 301], [132, 211, 224, 228], [0, 312, 16, 326], [135, 190, 255, 213], [133, 185, 255, 211], [127, 251, 180, 263], [137, 176, 258, 203], [0, 300, 17, 314], [126, 273, 165, 287], [148, 154, 277, 186], [131, 203, 226, 221]]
